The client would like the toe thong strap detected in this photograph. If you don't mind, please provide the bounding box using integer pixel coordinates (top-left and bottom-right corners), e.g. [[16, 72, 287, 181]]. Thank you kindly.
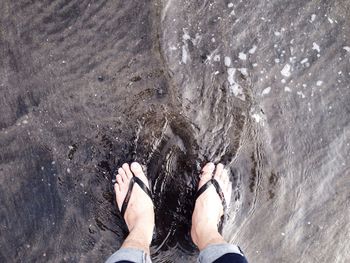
[[195, 179, 227, 213], [120, 176, 153, 218], [133, 176, 153, 200]]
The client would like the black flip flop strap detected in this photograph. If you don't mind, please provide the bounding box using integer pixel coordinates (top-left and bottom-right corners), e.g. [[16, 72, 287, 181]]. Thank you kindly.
[[133, 176, 153, 200], [120, 176, 153, 218], [195, 180, 213, 199], [195, 179, 227, 213]]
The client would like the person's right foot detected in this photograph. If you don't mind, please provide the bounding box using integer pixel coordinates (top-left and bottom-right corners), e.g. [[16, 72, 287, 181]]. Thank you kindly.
[[114, 162, 154, 244], [191, 162, 232, 250]]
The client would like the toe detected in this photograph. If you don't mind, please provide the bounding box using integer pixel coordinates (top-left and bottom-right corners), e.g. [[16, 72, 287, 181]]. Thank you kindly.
[[130, 162, 143, 176], [221, 169, 232, 205], [201, 162, 215, 175], [225, 183, 232, 206], [118, 167, 127, 182], [131, 162, 149, 187], [114, 173, 121, 192], [116, 173, 124, 185], [222, 169, 229, 185], [199, 162, 215, 188], [214, 163, 224, 181], [122, 163, 133, 179], [114, 181, 120, 193]]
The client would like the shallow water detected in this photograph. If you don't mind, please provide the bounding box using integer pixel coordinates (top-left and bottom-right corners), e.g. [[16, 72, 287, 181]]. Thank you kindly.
[[0, 0, 349, 262]]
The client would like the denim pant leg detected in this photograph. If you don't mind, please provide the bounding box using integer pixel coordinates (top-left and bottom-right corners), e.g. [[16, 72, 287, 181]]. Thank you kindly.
[[198, 243, 247, 263], [105, 248, 152, 263]]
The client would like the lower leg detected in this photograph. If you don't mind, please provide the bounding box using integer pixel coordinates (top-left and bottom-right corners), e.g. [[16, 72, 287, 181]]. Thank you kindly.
[[121, 223, 153, 255]]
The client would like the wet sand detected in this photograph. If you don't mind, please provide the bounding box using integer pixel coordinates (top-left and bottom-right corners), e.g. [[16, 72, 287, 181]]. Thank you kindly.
[[0, 1, 349, 262]]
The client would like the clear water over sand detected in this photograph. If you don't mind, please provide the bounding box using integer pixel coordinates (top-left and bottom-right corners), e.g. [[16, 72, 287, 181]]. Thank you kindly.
[[0, 1, 349, 262]]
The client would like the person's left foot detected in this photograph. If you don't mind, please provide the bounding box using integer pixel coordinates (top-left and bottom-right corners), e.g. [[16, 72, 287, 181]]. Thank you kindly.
[[114, 162, 154, 243]]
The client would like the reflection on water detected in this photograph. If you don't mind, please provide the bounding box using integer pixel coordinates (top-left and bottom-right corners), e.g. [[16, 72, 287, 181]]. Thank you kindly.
[[0, 0, 349, 262]]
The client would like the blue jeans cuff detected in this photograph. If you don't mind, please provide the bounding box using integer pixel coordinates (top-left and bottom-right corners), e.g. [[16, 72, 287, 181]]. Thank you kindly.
[[105, 247, 152, 263], [198, 243, 244, 263]]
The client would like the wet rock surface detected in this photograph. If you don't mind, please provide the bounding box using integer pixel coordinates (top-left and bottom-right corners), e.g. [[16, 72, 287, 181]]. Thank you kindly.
[[0, 0, 349, 262]]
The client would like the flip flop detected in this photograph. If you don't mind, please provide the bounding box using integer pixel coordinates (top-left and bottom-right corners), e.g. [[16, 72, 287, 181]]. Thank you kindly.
[[195, 178, 229, 233], [112, 175, 153, 218]]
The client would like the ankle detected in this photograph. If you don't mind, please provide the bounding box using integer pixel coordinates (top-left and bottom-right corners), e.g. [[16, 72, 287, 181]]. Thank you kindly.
[[122, 224, 153, 254], [125, 214, 154, 240], [191, 224, 226, 251]]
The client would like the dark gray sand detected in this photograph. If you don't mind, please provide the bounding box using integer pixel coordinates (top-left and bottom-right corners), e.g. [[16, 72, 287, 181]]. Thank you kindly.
[[0, 1, 349, 262]]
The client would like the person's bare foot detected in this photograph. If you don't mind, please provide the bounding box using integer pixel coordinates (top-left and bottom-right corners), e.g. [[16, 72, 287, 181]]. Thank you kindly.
[[191, 162, 232, 250], [114, 162, 154, 253]]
